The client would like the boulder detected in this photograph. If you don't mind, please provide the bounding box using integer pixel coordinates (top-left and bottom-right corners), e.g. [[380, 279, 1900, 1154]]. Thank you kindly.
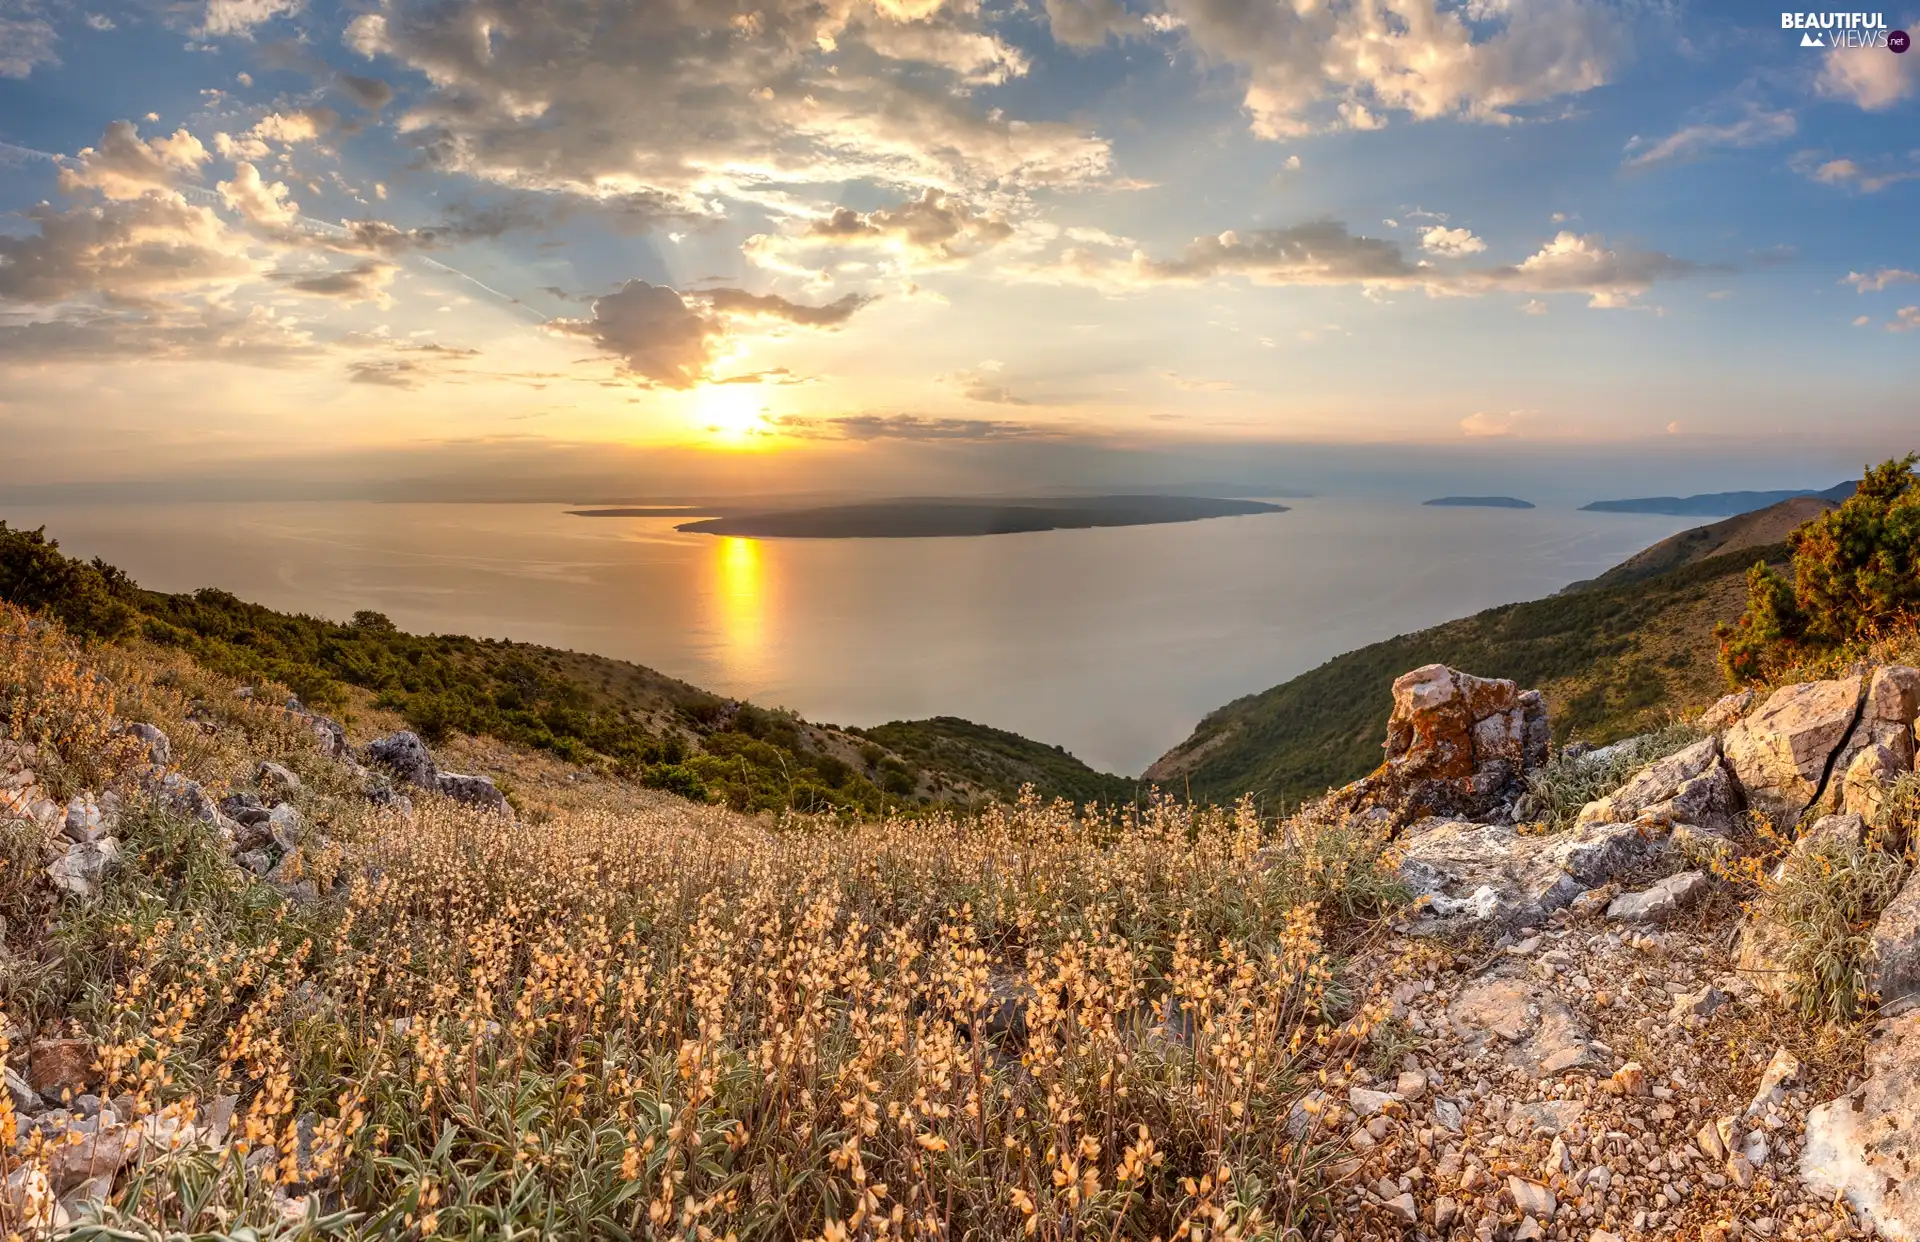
[[1448, 977, 1596, 1079], [437, 772, 513, 816], [1699, 688, 1757, 731], [61, 795, 108, 844], [27, 1039, 95, 1098], [1723, 676, 1864, 828], [1733, 915, 1796, 1002], [364, 732, 438, 790], [267, 803, 302, 851], [124, 722, 170, 767], [1605, 870, 1710, 924], [1802, 1011, 1920, 1240], [46, 837, 120, 901], [1346, 665, 1550, 820], [153, 772, 240, 841], [1545, 820, 1671, 887], [1573, 736, 1741, 838], [1872, 868, 1920, 1015], [1842, 743, 1908, 830], [255, 760, 303, 797], [1801, 812, 1868, 853]]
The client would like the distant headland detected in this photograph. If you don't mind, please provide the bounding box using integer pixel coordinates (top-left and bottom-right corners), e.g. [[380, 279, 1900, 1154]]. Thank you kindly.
[[673, 495, 1287, 539], [1422, 496, 1535, 509]]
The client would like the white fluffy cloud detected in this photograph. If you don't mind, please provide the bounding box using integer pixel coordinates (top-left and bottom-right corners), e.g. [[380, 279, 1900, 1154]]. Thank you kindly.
[[219, 161, 301, 227], [1166, 0, 1625, 139], [197, 0, 302, 38], [1817, 43, 1918, 110], [0, 194, 258, 305], [342, 0, 1109, 215], [1795, 154, 1920, 194], [747, 189, 1016, 276], [57, 120, 211, 200], [1421, 226, 1486, 256], [0, 0, 56, 77], [1843, 269, 1919, 293]]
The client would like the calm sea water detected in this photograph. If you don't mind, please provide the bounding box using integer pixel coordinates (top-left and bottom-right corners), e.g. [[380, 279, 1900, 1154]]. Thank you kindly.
[[4, 499, 1697, 775]]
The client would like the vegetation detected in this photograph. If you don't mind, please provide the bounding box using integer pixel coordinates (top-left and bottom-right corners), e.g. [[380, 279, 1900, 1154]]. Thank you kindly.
[[1152, 543, 1778, 810], [0, 607, 1404, 1239], [1518, 722, 1706, 831], [0, 523, 1126, 815], [857, 717, 1142, 808], [1718, 456, 1920, 684]]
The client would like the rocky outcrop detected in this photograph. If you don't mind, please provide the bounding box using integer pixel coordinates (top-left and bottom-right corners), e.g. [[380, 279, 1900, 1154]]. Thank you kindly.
[[1802, 1011, 1920, 1241], [364, 732, 438, 789], [1842, 743, 1907, 828], [1698, 688, 1757, 731], [437, 772, 512, 816], [1723, 675, 1866, 828], [1604, 870, 1709, 924], [1872, 869, 1920, 1017], [1343, 665, 1550, 821], [1395, 819, 1582, 933], [1572, 735, 1742, 839]]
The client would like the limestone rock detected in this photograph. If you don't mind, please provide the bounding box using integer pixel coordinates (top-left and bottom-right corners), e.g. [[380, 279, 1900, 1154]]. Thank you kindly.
[[1547, 820, 1672, 888], [27, 1038, 95, 1098], [1448, 976, 1595, 1079], [1842, 743, 1908, 829], [1723, 675, 1864, 827], [437, 771, 513, 816], [1800, 812, 1867, 853], [1801, 1011, 1920, 1241], [46, 837, 120, 900], [124, 722, 170, 767], [1699, 689, 1757, 731], [153, 771, 240, 841], [256, 760, 303, 797], [1606, 870, 1710, 925], [1872, 868, 1920, 1015], [1750, 1047, 1802, 1114], [1733, 915, 1795, 1002], [364, 731, 438, 790], [1395, 819, 1582, 933], [1508, 1177, 1556, 1220], [61, 794, 108, 844], [1574, 736, 1740, 838], [1346, 665, 1550, 820]]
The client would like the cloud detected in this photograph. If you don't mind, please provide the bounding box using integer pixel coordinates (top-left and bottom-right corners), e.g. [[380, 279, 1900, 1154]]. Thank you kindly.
[[1891, 307, 1920, 333], [749, 189, 1016, 276], [1622, 104, 1795, 169], [0, 304, 315, 365], [1043, 0, 1146, 47], [346, 343, 481, 388], [1421, 226, 1487, 256], [218, 161, 300, 227], [703, 288, 872, 326], [337, 73, 392, 115], [550, 279, 874, 387], [215, 108, 337, 160], [950, 366, 1033, 405], [0, 0, 56, 77], [279, 258, 397, 306], [1817, 43, 1918, 111], [343, 0, 1110, 217], [1034, 219, 1716, 308], [772, 413, 1050, 441], [1843, 269, 1919, 293], [0, 194, 257, 306], [197, 0, 301, 38], [1795, 153, 1920, 194], [57, 120, 211, 200], [1521, 298, 1549, 315], [1461, 409, 1526, 437], [1163, 0, 1626, 139]]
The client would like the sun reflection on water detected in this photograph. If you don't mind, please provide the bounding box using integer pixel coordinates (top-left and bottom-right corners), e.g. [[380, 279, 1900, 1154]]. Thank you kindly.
[[715, 536, 764, 677]]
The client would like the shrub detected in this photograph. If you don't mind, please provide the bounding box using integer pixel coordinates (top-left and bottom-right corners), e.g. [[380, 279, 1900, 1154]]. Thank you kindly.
[[0, 523, 139, 641], [1719, 455, 1920, 683], [1755, 834, 1909, 1024]]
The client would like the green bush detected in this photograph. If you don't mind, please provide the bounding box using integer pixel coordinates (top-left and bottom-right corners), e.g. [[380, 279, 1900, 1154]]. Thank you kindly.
[[1757, 835, 1909, 1023], [1719, 455, 1920, 683], [1520, 721, 1706, 830], [0, 523, 139, 640]]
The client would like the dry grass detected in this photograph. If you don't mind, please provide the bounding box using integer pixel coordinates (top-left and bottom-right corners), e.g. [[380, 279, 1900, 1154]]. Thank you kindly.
[[0, 604, 1408, 1241]]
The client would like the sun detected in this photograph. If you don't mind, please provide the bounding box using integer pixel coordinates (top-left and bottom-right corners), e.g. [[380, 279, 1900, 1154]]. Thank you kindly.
[[693, 384, 772, 448]]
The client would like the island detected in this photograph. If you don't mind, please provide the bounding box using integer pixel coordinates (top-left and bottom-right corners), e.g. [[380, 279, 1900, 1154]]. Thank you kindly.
[[674, 495, 1287, 539], [1422, 496, 1535, 509], [1581, 481, 1854, 517], [567, 506, 722, 518]]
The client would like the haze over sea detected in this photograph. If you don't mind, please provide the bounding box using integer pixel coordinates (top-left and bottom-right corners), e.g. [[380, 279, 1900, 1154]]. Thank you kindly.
[[4, 500, 1699, 775]]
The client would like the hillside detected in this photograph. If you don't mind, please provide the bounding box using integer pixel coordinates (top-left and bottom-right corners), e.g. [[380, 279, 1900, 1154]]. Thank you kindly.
[[1563, 495, 1839, 592], [0, 521, 1128, 814], [675, 495, 1286, 538], [1145, 541, 1783, 808]]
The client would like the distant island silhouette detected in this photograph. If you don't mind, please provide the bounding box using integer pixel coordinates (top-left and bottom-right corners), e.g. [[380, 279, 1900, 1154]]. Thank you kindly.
[[674, 495, 1287, 538], [1422, 496, 1535, 509]]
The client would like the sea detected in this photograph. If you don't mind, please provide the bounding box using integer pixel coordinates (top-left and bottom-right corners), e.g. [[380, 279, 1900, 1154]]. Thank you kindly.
[[2, 499, 1700, 776]]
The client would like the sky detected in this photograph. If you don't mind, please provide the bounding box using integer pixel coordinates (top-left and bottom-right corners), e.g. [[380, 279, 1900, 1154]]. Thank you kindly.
[[1, 0, 1917, 501]]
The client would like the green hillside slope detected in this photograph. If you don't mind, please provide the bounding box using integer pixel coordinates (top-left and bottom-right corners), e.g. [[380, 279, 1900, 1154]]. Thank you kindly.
[[1146, 543, 1784, 810], [0, 521, 1129, 814]]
